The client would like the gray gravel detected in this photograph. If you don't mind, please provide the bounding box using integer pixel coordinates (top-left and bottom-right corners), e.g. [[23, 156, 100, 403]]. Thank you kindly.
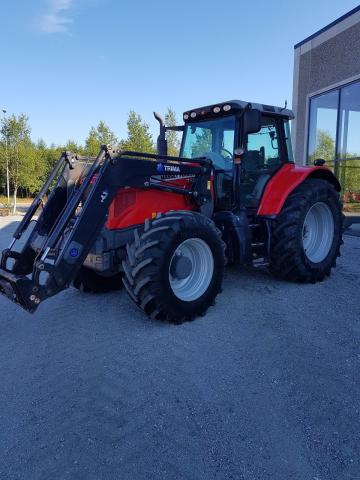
[[0, 215, 359, 480]]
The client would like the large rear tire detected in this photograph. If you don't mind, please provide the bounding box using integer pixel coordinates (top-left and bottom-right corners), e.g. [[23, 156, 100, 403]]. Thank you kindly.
[[122, 211, 226, 323], [269, 179, 343, 282]]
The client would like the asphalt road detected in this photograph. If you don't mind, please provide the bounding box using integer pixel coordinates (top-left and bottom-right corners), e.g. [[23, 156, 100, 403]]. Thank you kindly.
[[0, 216, 359, 480]]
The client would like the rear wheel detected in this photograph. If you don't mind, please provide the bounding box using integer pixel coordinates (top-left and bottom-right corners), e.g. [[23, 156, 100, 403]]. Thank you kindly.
[[122, 211, 226, 323], [269, 179, 343, 282], [73, 266, 122, 293]]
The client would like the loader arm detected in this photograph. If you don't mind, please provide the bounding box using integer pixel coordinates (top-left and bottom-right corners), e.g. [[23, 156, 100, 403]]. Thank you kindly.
[[0, 146, 212, 313]]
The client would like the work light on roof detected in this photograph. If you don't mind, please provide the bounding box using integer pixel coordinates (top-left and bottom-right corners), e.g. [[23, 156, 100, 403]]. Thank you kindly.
[[183, 114, 189, 120], [190, 112, 197, 118], [223, 104, 231, 112], [213, 106, 221, 113]]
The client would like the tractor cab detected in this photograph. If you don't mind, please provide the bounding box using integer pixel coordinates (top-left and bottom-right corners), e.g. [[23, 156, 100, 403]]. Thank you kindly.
[[177, 100, 295, 210]]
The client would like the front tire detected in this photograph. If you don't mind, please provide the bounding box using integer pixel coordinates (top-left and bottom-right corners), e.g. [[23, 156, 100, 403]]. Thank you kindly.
[[122, 211, 226, 323], [269, 179, 343, 282]]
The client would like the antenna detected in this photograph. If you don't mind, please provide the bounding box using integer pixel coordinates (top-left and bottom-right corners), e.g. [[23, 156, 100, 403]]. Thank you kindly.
[[280, 100, 288, 112]]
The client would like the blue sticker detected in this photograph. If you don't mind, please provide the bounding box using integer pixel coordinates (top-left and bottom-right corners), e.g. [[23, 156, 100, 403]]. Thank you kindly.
[[156, 163, 165, 173], [70, 247, 79, 258]]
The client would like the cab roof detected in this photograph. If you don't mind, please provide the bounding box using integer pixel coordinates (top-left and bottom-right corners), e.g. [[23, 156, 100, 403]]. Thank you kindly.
[[183, 100, 294, 122]]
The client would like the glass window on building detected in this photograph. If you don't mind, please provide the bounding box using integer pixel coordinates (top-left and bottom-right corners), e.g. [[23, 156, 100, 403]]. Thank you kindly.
[[308, 90, 339, 168], [307, 81, 360, 213], [338, 82, 360, 206]]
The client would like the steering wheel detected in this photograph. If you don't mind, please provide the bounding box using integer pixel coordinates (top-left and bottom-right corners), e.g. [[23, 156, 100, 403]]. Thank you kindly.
[[220, 147, 233, 169], [201, 150, 233, 171], [220, 147, 233, 159]]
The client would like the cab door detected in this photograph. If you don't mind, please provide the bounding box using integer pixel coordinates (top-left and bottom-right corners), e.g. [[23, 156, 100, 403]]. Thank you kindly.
[[240, 115, 286, 208]]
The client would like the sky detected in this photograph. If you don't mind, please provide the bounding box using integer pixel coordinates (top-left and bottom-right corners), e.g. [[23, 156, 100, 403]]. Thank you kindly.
[[1, 0, 360, 146]]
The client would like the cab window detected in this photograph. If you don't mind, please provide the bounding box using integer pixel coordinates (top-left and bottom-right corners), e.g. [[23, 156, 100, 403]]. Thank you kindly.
[[245, 117, 282, 172], [181, 116, 235, 171]]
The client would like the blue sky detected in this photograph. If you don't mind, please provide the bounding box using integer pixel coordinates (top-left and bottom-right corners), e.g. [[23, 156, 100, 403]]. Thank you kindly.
[[1, 0, 360, 146]]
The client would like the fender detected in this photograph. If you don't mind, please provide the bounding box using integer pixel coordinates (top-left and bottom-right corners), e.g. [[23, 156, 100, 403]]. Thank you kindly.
[[257, 163, 341, 216]]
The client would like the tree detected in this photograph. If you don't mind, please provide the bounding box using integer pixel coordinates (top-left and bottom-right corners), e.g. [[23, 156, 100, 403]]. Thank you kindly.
[[0, 117, 11, 204], [0, 114, 41, 212], [310, 129, 335, 163], [190, 128, 212, 158], [65, 139, 83, 154], [310, 130, 360, 203], [16, 142, 45, 197], [85, 121, 118, 156], [165, 107, 180, 157], [120, 111, 155, 153]]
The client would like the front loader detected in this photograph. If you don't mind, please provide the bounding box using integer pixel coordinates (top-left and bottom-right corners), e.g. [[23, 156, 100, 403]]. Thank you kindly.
[[0, 100, 343, 322]]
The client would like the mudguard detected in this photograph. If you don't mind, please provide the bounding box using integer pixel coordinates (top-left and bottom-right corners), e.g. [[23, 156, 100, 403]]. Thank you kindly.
[[257, 163, 341, 217]]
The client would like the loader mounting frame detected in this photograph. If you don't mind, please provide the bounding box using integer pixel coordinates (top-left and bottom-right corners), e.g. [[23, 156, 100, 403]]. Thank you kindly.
[[0, 146, 212, 312]]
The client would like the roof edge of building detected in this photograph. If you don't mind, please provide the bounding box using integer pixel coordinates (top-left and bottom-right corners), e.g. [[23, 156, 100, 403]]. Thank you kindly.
[[294, 4, 360, 49]]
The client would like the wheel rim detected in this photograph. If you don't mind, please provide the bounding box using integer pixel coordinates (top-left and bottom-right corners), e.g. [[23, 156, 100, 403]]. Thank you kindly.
[[169, 238, 214, 301], [302, 202, 335, 263]]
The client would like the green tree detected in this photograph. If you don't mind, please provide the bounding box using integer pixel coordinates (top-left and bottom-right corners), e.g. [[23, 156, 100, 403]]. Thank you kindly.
[[85, 121, 118, 156], [65, 139, 83, 154], [34, 139, 56, 184], [165, 107, 180, 157], [120, 111, 155, 153], [190, 128, 212, 158], [310, 129, 335, 163], [0, 117, 11, 204], [43, 143, 64, 174], [310, 130, 360, 205], [0, 114, 44, 212]]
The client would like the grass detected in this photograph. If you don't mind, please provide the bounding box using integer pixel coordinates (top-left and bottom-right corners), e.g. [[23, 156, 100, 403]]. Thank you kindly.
[[0, 195, 33, 206]]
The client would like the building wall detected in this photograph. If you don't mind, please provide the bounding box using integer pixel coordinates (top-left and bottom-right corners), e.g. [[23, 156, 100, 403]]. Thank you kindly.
[[292, 16, 360, 164]]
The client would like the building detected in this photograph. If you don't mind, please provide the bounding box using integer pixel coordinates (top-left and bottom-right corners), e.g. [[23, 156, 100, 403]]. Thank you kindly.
[[292, 6, 360, 217]]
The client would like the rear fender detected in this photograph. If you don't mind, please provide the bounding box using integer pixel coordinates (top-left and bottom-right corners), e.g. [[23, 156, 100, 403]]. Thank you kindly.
[[257, 163, 341, 216]]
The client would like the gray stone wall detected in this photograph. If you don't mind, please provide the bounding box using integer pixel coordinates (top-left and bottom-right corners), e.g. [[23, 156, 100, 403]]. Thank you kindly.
[[294, 21, 360, 164]]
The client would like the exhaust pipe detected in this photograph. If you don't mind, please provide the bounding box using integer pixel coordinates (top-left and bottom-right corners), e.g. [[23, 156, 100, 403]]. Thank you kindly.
[[153, 112, 168, 156]]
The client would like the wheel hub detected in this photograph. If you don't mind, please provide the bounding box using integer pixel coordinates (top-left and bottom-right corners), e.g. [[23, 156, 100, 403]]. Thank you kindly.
[[302, 202, 335, 263], [170, 253, 193, 280], [169, 238, 214, 302]]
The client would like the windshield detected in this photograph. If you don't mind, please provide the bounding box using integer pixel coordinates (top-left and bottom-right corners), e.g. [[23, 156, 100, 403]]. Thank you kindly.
[[181, 116, 236, 171]]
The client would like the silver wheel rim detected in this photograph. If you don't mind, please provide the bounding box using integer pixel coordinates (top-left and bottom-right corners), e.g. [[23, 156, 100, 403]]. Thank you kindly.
[[169, 238, 214, 301], [302, 202, 334, 263]]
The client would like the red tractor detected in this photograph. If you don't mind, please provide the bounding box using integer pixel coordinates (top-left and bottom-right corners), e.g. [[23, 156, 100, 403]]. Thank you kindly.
[[0, 100, 343, 322]]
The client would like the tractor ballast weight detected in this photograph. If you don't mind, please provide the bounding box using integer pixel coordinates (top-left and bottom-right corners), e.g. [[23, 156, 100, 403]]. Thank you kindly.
[[0, 100, 344, 322]]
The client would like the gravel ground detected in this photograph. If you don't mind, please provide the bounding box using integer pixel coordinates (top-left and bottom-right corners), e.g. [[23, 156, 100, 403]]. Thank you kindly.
[[0, 215, 359, 480]]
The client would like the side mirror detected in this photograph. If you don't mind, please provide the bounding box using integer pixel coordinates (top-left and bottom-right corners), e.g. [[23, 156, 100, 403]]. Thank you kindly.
[[243, 109, 261, 135], [234, 147, 245, 164]]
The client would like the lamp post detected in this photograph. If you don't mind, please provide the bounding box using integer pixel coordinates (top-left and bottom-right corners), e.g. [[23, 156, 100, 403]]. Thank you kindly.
[[2, 108, 10, 205]]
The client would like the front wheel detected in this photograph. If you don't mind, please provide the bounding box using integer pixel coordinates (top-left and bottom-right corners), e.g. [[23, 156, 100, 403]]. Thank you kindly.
[[122, 211, 226, 323], [269, 179, 343, 282]]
